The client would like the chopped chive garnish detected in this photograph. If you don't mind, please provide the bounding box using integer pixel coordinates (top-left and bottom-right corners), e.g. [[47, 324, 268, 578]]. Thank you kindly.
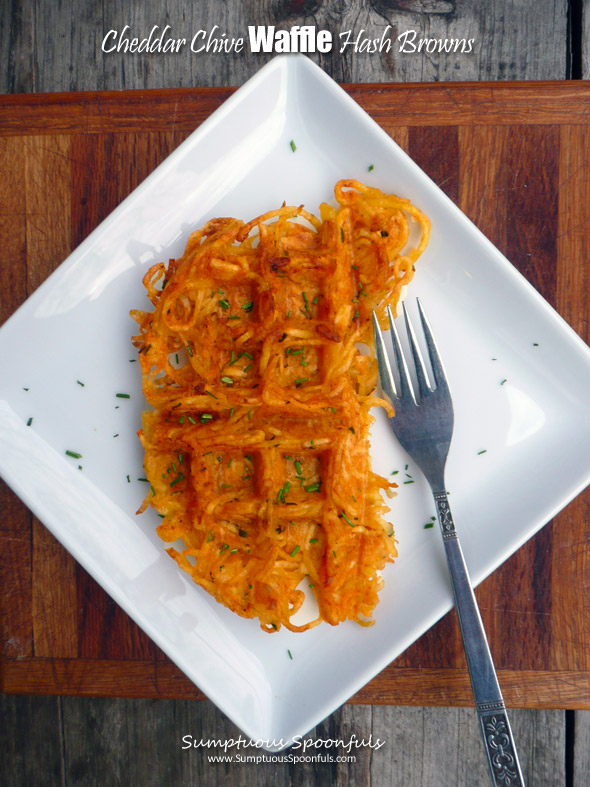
[[138, 477, 148, 482], [26, 417, 33, 426], [227, 315, 241, 320], [200, 413, 213, 423], [205, 390, 218, 399], [229, 408, 234, 419], [244, 364, 252, 373], [238, 529, 248, 538], [218, 299, 230, 310], [349, 426, 355, 434], [403, 480, 415, 484], [290, 139, 296, 152], [178, 416, 184, 424], [295, 378, 308, 385], [126, 475, 130, 483], [243, 351, 253, 360], [533, 342, 539, 346], [247, 411, 252, 420], [288, 649, 293, 660], [169, 475, 184, 487], [113, 433, 119, 438], [340, 227, 345, 242], [230, 548, 238, 554], [76, 380, 85, 387], [294, 460, 303, 475], [242, 302, 253, 312], [391, 470, 399, 475], [186, 344, 193, 357], [424, 522, 434, 529], [500, 379, 507, 385], [368, 164, 374, 171], [65, 450, 82, 459], [290, 545, 300, 557], [305, 483, 321, 493], [309, 538, 318, 544], [221, 376, 234, 385], [339, 511, 355, 527], [477, 449, 487, 455], [188, 415, 197, 425], [116, 393, 130, 399]]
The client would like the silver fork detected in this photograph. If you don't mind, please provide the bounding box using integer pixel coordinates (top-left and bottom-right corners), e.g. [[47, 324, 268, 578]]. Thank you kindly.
[[373, 299, 525, 787]]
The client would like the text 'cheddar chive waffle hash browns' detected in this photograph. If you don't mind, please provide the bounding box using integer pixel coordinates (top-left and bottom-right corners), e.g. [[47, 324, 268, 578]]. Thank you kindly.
[[131, 180, 430, 633]]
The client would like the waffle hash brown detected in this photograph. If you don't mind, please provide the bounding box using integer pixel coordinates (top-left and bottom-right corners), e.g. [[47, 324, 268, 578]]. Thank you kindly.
[[131, 180, 430, 632]]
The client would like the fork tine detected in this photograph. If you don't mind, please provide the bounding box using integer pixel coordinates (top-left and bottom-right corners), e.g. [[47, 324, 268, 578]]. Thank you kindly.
[[386, 306, 417, 402], [416, 298, 450, 392], [402, 301, 432, 400], [372, 310, 398, 400]]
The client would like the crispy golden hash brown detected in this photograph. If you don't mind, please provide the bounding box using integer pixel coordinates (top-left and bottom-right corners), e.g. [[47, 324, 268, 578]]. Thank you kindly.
[[131, 180, 429, 632]]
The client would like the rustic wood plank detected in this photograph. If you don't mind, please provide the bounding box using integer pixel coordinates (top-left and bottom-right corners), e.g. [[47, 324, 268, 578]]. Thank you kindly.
[[3, 658, 590, 709], [574, 711, 590, 786], [371, 706, 566, 786], [7, 0, 566, 94], [582, 0, 590, 78], [0, 0, 34, 94], [0, 694, 64, 787], [3, 81, 590, 138]]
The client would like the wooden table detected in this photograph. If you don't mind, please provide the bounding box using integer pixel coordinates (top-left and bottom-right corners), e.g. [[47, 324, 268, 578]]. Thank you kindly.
[[1, 81, 590, 716]]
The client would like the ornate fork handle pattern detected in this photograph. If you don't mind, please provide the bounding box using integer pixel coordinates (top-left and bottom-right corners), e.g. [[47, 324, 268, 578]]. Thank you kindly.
[[434, 492, 524, 786]]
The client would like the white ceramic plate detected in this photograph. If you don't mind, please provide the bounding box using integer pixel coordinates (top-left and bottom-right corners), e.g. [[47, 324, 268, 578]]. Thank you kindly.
[[1, 55, 590, 750]]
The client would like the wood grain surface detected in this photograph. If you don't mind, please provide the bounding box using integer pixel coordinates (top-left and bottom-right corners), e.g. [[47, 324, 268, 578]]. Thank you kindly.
[[1, 81, 590, 710], [0, 0, 569, 94]]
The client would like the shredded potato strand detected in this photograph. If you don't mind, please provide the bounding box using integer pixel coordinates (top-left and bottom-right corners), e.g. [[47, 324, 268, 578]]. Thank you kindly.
[[131, 180, 430, 632]]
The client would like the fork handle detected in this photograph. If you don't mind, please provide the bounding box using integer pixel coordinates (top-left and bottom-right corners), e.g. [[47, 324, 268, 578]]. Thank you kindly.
[[433, 491, 525, 786]]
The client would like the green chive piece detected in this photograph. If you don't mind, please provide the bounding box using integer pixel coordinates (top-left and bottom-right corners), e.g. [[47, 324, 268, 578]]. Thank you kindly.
[[229, 408, 234, 419], [200, 413, 213, 423], [295, 378, 308, 385], [242, 302, 254, 312], [221, 376, 234, 385], [205, 390, 218, 399], [290, 139, 296, 152], [230, 548, 238, 554], [340, 227, 345, 242], [309, 538, 318, 544], [477, 449, 487, 455], [26, 417, 33, 426], [339, 511, 355, 527], [288, 649, 293, 660], [169, 475, 184, 487], [290, 545, 300, 557], [218, 299, 230, 310], [186, 344, 193, 357], [305, 483, 321, 493], [403, 480, 415, 484], [368, 164, 374, 172], [116, 393, 130, 399], [500, 378, 507, 385], [65, 450, 82, 459], [178, 416, 184, 424], [188, 415, 197, 425], [76, 380, 85, 387]]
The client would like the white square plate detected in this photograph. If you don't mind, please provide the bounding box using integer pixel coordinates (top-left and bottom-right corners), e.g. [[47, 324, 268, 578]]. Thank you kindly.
[[1, 55, 590, 749]]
